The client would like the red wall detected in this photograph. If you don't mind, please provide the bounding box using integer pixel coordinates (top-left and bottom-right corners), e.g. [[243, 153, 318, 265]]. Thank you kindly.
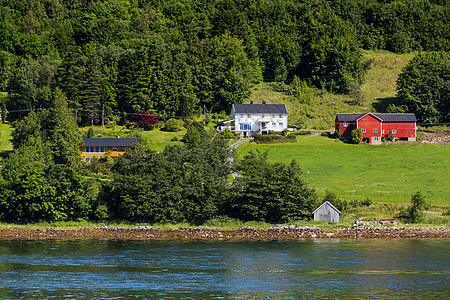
[[335, 118, 356, 137], [382, 122, 416, 138], [357, 114, 382, 140]]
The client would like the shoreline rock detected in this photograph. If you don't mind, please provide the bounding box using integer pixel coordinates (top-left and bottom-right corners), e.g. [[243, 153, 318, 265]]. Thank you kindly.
[[0, 227, 448, 240]]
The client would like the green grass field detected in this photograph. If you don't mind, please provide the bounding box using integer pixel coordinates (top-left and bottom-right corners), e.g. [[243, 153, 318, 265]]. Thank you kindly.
[[0, 123, 13, 152], [235, 136, 449, 205]]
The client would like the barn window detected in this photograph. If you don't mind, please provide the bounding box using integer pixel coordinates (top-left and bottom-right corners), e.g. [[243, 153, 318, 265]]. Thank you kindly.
[[382, 130, 384, 134], [362, 129, 366, 133], [392, 129, 397, 134], [373, 129, 378, 133], [343, 121, 348, 127]]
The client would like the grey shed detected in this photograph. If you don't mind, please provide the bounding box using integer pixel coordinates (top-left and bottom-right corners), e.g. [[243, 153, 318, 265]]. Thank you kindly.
[[313, 201, 341, 223]]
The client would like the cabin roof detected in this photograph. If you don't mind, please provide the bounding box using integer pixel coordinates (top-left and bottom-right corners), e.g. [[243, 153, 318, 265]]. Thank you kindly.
[[83, 138, 138, 147], [313, 201, 341, 215], [233, 103, 288, 114]]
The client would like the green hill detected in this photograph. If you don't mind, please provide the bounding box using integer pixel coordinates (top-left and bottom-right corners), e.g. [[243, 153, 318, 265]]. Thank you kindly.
[[248, 50, 415, 130]]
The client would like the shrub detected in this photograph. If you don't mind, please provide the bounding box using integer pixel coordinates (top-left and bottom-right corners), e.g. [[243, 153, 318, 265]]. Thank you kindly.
[[171, 136, 178, 141], [321, 132, 330, 137], [163, 118, 184, 132], [253, 134, 296, 144], [351, 128, 363, 144], [408, 191, 429, 223], [86, 127, 95, 138]]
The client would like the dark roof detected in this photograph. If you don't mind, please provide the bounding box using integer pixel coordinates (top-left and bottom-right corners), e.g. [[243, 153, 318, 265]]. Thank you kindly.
[[83, 138, 138, 147], [336, 113, 416, 122], [233, 103, 288, 114]]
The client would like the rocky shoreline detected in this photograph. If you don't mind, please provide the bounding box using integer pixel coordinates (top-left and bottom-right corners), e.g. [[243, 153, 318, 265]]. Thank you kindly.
[[0, 226, 449, 240]]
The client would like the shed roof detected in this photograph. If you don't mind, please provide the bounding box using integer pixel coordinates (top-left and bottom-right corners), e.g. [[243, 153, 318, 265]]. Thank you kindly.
[[83, 138, 138, 147], [336, 113, 416, 122], [312, 201, 341, 215], [233, 103, 288, 114]]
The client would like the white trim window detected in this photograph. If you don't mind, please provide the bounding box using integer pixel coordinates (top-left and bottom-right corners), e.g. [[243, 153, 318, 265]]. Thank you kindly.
[[113, 147, 117, 152], [361, 128, 366, 133], [279, 122, 283, 127], [373, 128, 378, 133], [392, 129, 397, 134], [272, 122, 276, 127], [343, 121, 348, 127]]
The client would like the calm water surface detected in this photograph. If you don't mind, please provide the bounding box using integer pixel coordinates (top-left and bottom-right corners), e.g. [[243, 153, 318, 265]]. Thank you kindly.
[[0, 239, 448, 299]]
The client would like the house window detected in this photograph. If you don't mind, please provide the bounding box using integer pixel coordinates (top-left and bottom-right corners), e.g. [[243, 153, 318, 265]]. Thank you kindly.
[[279, 114, 283, 118], [95, 147, 100, 152], [240, 114, 244, 118], [262, 114, 265, 118], [90, 147, 94, 152], [85, 147, 89, 153], [100, 147, 105, 152], [272, 115, 275, 118], [113, 147, 117, 152], [373, 129, 378, 133], [374, 137, 379, 141], [362, 129, 366, 133], [272, 122, 276, 127], [247, 114, 250, 118], [125, 147, 129, 151], [392, 129, 397, 134], [382, 130, 384, 134], [239, 123, 251, 130], [279, 122, 283, 127], [344, 122, 348, 127]]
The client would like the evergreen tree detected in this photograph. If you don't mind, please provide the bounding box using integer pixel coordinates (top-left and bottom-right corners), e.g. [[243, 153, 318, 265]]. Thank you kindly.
[[47, 88, 82, 167]]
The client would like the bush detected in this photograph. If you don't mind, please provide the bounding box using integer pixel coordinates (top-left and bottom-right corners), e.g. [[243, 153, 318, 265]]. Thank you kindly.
[[86, 127, 95, 138], [321, 132, 330, 137], [253, 134, 296, 144], [171, 136, 178, 141], [163, 118, 184, 132], [351, 128, 363, 144], [408, 191, 429, 223]]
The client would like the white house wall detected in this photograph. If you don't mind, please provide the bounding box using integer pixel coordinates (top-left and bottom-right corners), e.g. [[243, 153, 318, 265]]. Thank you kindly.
[[234, 113, 287, 134]]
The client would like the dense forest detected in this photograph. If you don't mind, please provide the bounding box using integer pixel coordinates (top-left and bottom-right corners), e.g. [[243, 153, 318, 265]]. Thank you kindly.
[[0, 0, 448, 125]]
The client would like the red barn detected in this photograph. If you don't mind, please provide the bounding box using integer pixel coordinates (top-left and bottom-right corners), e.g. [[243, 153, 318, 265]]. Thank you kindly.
[[335, 113, 417, 144]]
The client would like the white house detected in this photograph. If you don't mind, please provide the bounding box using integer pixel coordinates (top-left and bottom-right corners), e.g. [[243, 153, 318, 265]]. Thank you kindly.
[[219, 101, 288, 137]]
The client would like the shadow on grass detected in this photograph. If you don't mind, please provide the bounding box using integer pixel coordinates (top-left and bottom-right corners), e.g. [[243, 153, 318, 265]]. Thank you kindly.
[[372, 96, 399, 112]]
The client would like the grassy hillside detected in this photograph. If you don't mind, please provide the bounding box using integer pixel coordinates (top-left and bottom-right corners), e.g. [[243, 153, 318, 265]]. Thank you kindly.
[[249, 50, 415, 130], [235, 136, 449, 205]]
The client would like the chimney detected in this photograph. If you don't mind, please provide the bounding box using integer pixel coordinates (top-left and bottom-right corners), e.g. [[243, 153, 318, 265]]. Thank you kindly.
[[262, 100, 266, 104], [97, 134, 101, 138]]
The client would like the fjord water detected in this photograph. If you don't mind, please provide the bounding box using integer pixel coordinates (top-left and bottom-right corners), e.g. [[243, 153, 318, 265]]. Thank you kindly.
[[0, 239, 448, 299]]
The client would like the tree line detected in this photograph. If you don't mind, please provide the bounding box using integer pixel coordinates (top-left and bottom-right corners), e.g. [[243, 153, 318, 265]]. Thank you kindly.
[[0, 0, 448, 125]]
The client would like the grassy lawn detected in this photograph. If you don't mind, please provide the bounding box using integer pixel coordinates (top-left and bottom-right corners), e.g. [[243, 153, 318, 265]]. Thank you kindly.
[[139, 128, 186, 152], [0, 123, 13, 152], [235, 136, 450, 205]]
